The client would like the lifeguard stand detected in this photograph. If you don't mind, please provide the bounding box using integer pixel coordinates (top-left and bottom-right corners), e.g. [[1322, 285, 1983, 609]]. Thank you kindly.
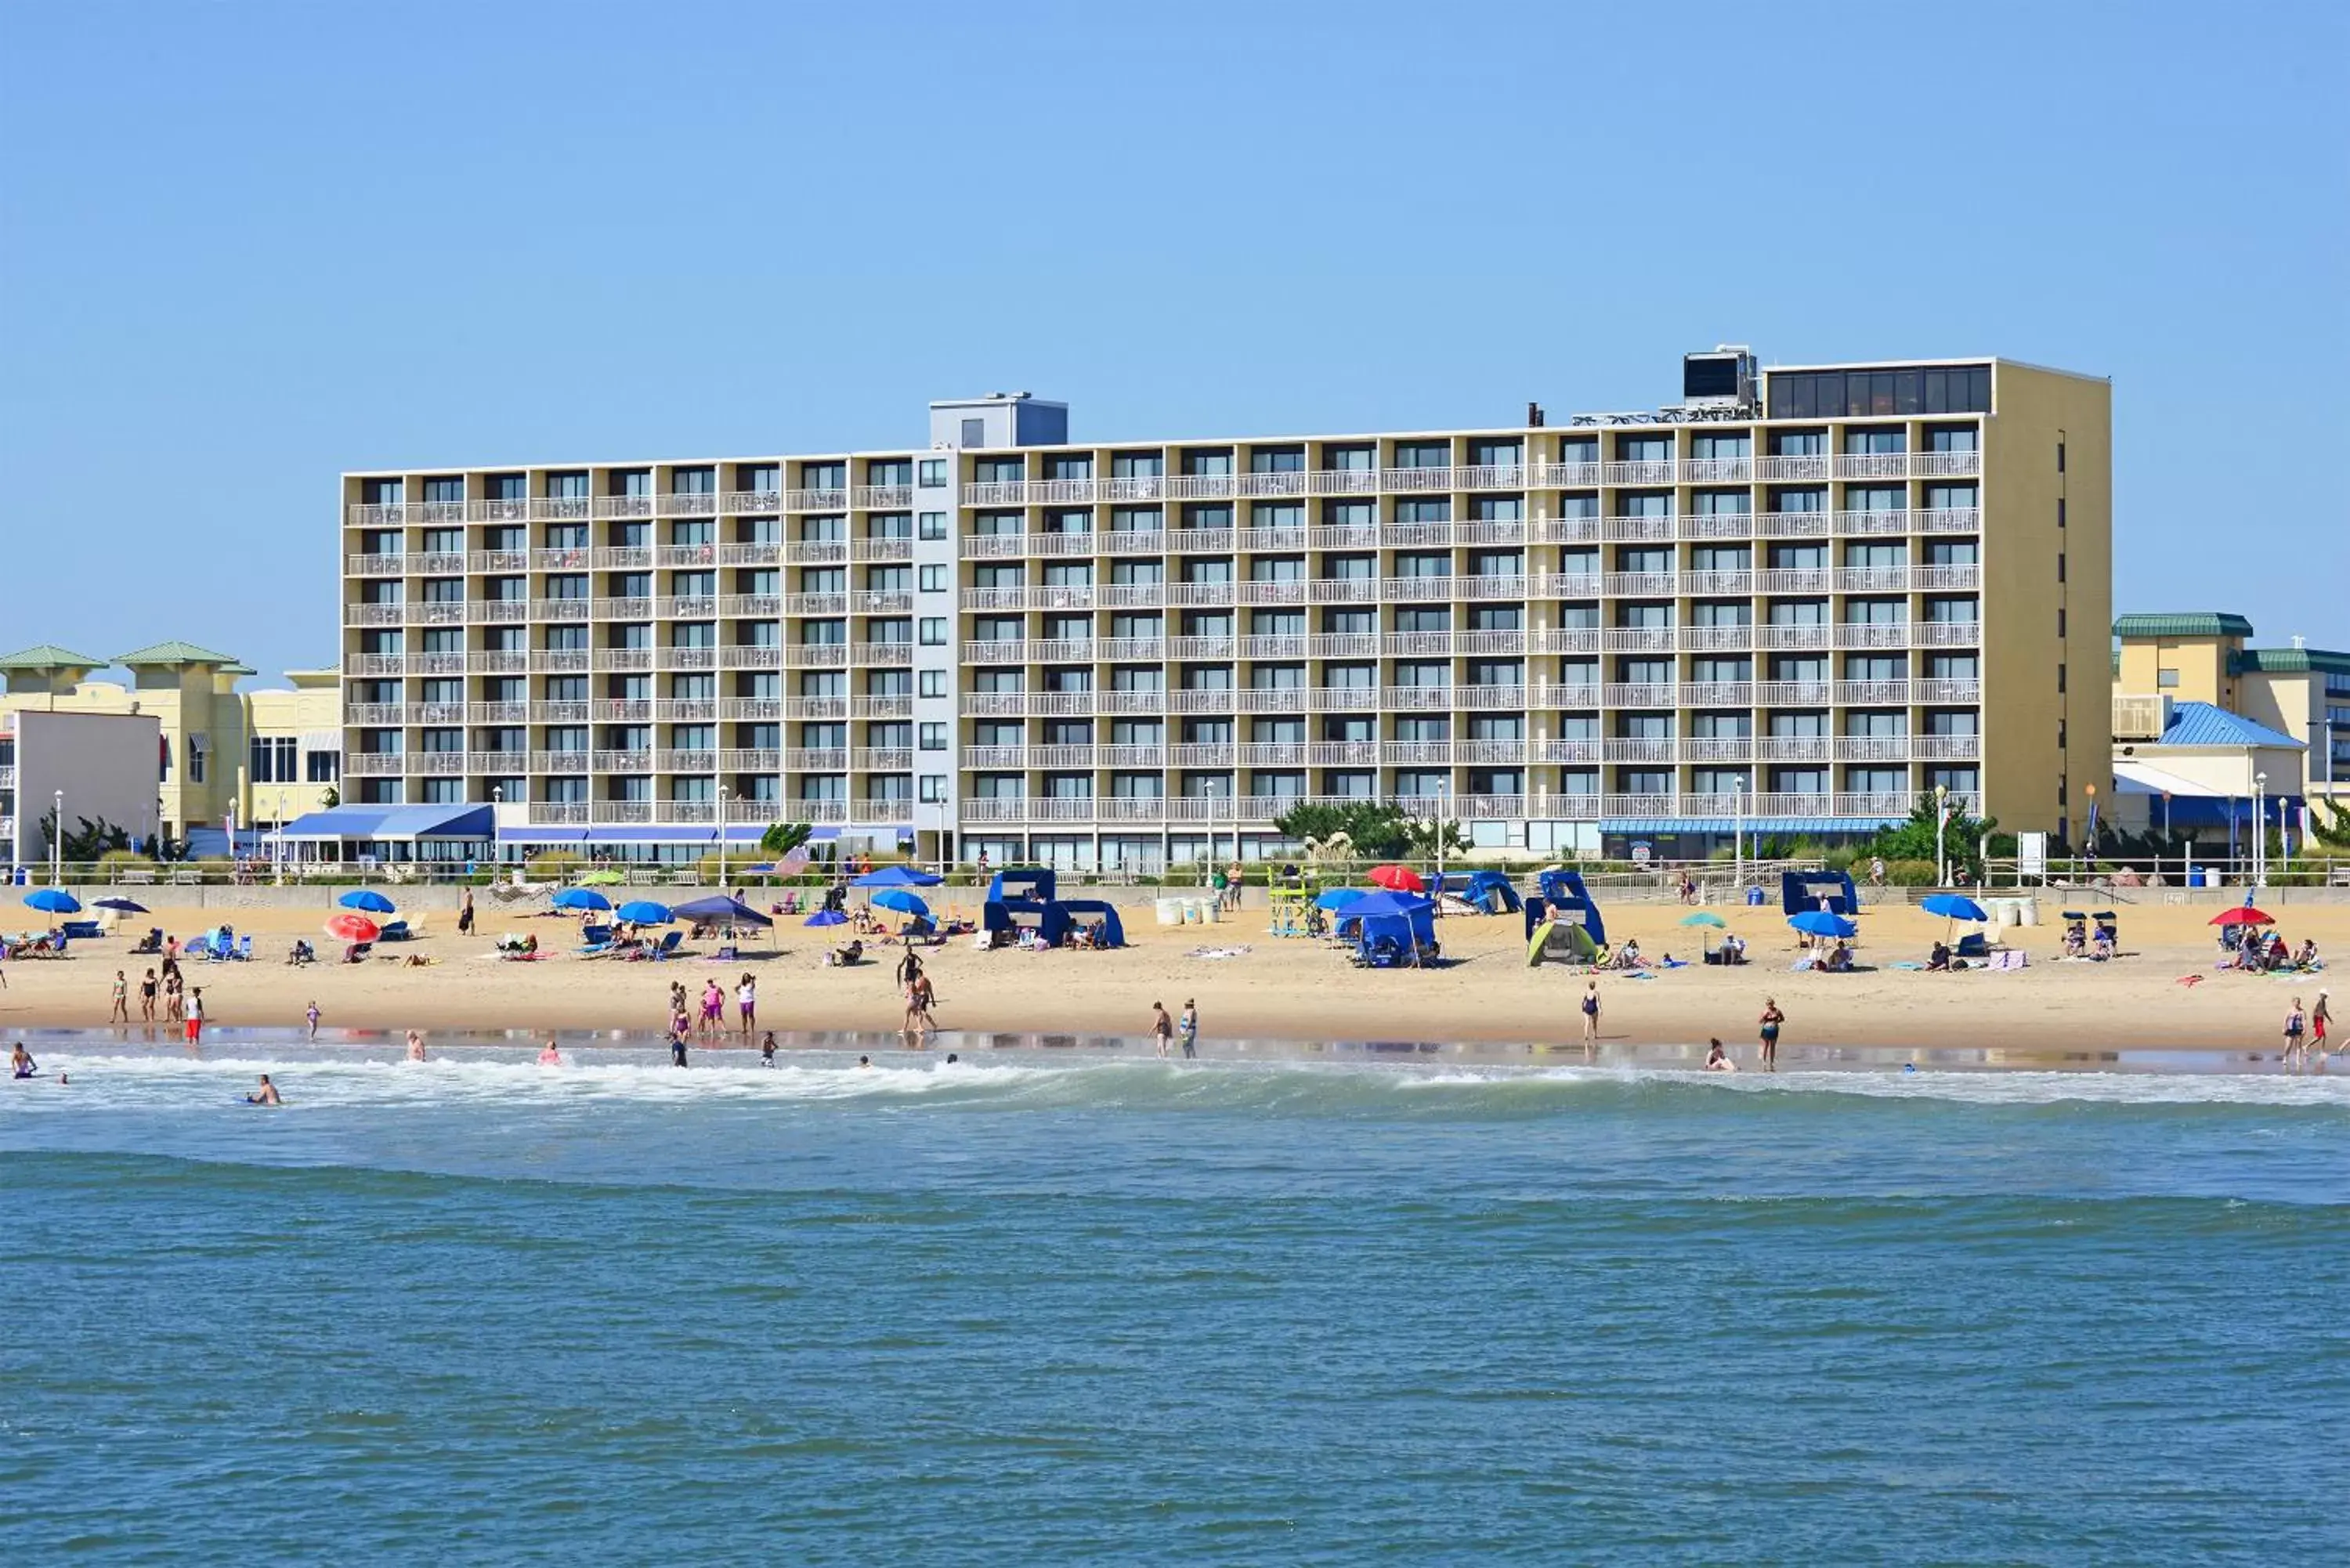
[[1267, 885, 1314, 937]]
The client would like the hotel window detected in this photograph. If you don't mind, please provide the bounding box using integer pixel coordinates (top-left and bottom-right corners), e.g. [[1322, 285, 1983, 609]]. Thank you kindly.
[[1249, 446, 1304, 473], [869, 459, 914, 486], [1322, 500, 1374, 528], [1325, 444, 1376, 471], [919, 775, 948, 804], [421, 476, 464, 504], [919, 565, 948, 593], [918, 618, 948, 646], [1925, 425, 1978, 453], [1615, 435, 1670, 462], [1394, 442, 1450, 468], [870, 512, 913, 539], [1111, 451, 1164, 479], [971, 457, 1024, 483], [1394, 552, 1450, 578], [1470, 495, 1523, 522], [741, 464, 781, 493], [917, 511, 949, 540], [1467, 439, 1521, 469], [1925, 540, 1977, 565], [1690, 433, 1750, 459], [548, 471, 590, 499], [1843, 426, 1907, 456], [672, 466, 715, 495], [1924, 597, 1979, 623], [1559, 436, 1599, 465], [1180, 449, 1233, 477], [919, 670, 946, 698], [1109, 507, 1162, 534], [1618, 492, 1671, 518], [1251, 501, 1305, 529], [917, 459, 947, 487], [918, 723, 948, 750]]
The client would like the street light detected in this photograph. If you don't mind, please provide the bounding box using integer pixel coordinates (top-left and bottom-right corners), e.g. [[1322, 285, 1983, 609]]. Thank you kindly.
[[717, 784, 731, 891], [2254, 771, 2268, 888], [1933, 782, 1949, 888], [1732, 775, 1746, 896], [52, 787, 63, 887], [491, 786, 504, 872]]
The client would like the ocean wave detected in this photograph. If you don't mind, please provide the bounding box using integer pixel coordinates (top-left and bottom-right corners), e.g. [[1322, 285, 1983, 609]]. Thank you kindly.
[[10, 1045, 2350, 1120]]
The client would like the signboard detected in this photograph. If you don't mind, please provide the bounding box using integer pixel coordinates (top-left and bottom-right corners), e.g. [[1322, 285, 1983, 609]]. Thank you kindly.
[[2016, 830, 2048, 880], [1629, 840, 1652, 865]]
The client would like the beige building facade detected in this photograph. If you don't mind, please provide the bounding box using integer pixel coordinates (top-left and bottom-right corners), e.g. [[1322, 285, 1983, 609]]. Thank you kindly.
[[2113, 613, 2350, 808], [0, 642, 342, 851], [334, 351, 2111, 868]]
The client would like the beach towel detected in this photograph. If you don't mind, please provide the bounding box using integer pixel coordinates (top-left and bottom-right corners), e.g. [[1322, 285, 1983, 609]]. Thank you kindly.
[[1188, 945, 1253, 960], [2175, 974, 2204, 987]]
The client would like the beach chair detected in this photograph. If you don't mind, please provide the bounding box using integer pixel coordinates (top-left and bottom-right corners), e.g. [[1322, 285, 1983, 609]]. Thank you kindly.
[[378, 920, 411, 942], [236, 934, 254, 963], [61, 919, 101, 941], [649, 930, 683, 961]]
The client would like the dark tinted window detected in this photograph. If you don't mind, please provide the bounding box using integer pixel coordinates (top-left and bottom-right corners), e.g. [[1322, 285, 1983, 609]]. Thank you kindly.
[[1768, 364, 1989, 419]]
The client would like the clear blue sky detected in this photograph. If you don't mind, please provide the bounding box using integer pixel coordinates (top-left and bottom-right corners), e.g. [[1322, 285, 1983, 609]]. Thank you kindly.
[[3, 0, 2343, 684]]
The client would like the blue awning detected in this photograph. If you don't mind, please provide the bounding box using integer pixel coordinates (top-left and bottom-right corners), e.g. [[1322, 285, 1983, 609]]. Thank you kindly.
[[279, 808, 391, 840], [583, 826, 714, 844], [372, 804, 496, 840], [497, 826, 587, 845], [1604, 818, 1903, 835]]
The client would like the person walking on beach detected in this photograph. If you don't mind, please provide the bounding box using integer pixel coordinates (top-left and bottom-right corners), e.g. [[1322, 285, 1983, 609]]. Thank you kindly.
[[1581, 981, 1601, 1053], [1178, 999, 1198, 1060], [164, 970, 184, 1024], [110, 970, 129, 1024], [1758, 998, 1784, 1070], [139, 968, 157, 1023], [2283, 998, 2307, 1068], [2314, 989, 2333, 1056], [457, 890, 475, 937], [905, 971, 938, 1036], [699, 980, 725, 1042], [737, 974, 757, 1038], [306, 1001, 320, 1040], [185, 988, 206, 1045], [1151, 1002, 1173, 1059]]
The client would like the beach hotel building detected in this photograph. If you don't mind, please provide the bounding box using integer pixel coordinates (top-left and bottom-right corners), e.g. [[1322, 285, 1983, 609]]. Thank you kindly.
[[330, 351, 2110, 869]]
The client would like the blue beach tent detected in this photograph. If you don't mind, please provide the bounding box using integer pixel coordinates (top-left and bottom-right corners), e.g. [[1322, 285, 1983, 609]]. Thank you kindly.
[[1042, 900, 1126, 948], [1781, 869, 1859, 917]]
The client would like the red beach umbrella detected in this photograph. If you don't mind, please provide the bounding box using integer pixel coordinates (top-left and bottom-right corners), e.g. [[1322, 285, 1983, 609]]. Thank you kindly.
[[2210, 907, 2272, 927], [326, 913, 381, 943], [1368, 865, 1426, 894]]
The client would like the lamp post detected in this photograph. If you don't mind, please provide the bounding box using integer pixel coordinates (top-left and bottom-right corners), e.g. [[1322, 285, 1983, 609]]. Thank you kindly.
[[1933, 782, 1949, 888], [2081, 782, 2096, 876], [52, 786, 63, 887], [717, 785, 731, 891], [1732, 775, 1745, 896], [491, 786, 504, 873], [2254, 771, 2267, 888]]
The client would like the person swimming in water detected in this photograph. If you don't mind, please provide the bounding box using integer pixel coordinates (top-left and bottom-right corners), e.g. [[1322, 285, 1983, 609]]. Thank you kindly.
[[246, 1074, 282, 1106], [945, 1053, 959, 1064], [856, 1054, 871, 1069], [760, 1031, 776, 1067], [11, 1042, 38, 1079], [537, 1038, 563, 1067], [669, 1029, 689, 1068]]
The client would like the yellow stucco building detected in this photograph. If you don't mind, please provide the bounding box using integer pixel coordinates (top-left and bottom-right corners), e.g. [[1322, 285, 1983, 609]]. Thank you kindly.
[[0, 641, 342, 851]]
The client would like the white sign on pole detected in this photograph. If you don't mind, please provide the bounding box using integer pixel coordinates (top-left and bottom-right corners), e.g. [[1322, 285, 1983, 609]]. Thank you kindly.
[[2017, 831, 2048, 881]]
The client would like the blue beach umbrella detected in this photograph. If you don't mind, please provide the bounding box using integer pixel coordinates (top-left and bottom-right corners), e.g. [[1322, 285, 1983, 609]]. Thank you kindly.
[[870, 888, 929, 916], [804, 909, 848, 927], [853, 865, 943, 888], [1788, 910, 1857, 940], [24, 888, 81, 915], [338, 888, 396, 914], [1313, 887, 1369, 911], [93, 897, 149, 913], [615, 899, 674, 925], [1919, 894, 1987, 923], [551, 887, 612, 912]]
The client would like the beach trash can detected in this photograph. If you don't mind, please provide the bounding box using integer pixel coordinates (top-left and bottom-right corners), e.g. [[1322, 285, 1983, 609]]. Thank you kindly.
[[1744, 884, 1765, 906], [2190, 866, 2210, 889], [1155, 897, 1183, 927]]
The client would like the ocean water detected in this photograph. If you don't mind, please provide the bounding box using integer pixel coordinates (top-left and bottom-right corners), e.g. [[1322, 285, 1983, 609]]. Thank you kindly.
[[4, 1037, 2348, 1564]]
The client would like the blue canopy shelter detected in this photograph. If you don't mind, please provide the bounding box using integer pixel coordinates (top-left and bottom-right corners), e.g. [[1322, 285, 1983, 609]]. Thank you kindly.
[[1782, 869, 1859, 917], [1346, 891, 1438, 966], [1456, 870, 1522, 915], [1524, 869, 1606, 948], [1042, 901, 1126, 948], [986, 867, 1057, 904]]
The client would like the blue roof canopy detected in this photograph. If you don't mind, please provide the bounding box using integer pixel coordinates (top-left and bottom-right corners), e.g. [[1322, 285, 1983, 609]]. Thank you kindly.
[[279, 807, 391, 840], [2157, 702, 2306, 750], [373, 804, 496, 840]]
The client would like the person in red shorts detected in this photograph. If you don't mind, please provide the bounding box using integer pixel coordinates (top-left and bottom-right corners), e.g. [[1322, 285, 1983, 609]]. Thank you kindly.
[[185, 987, 205, 1044]]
